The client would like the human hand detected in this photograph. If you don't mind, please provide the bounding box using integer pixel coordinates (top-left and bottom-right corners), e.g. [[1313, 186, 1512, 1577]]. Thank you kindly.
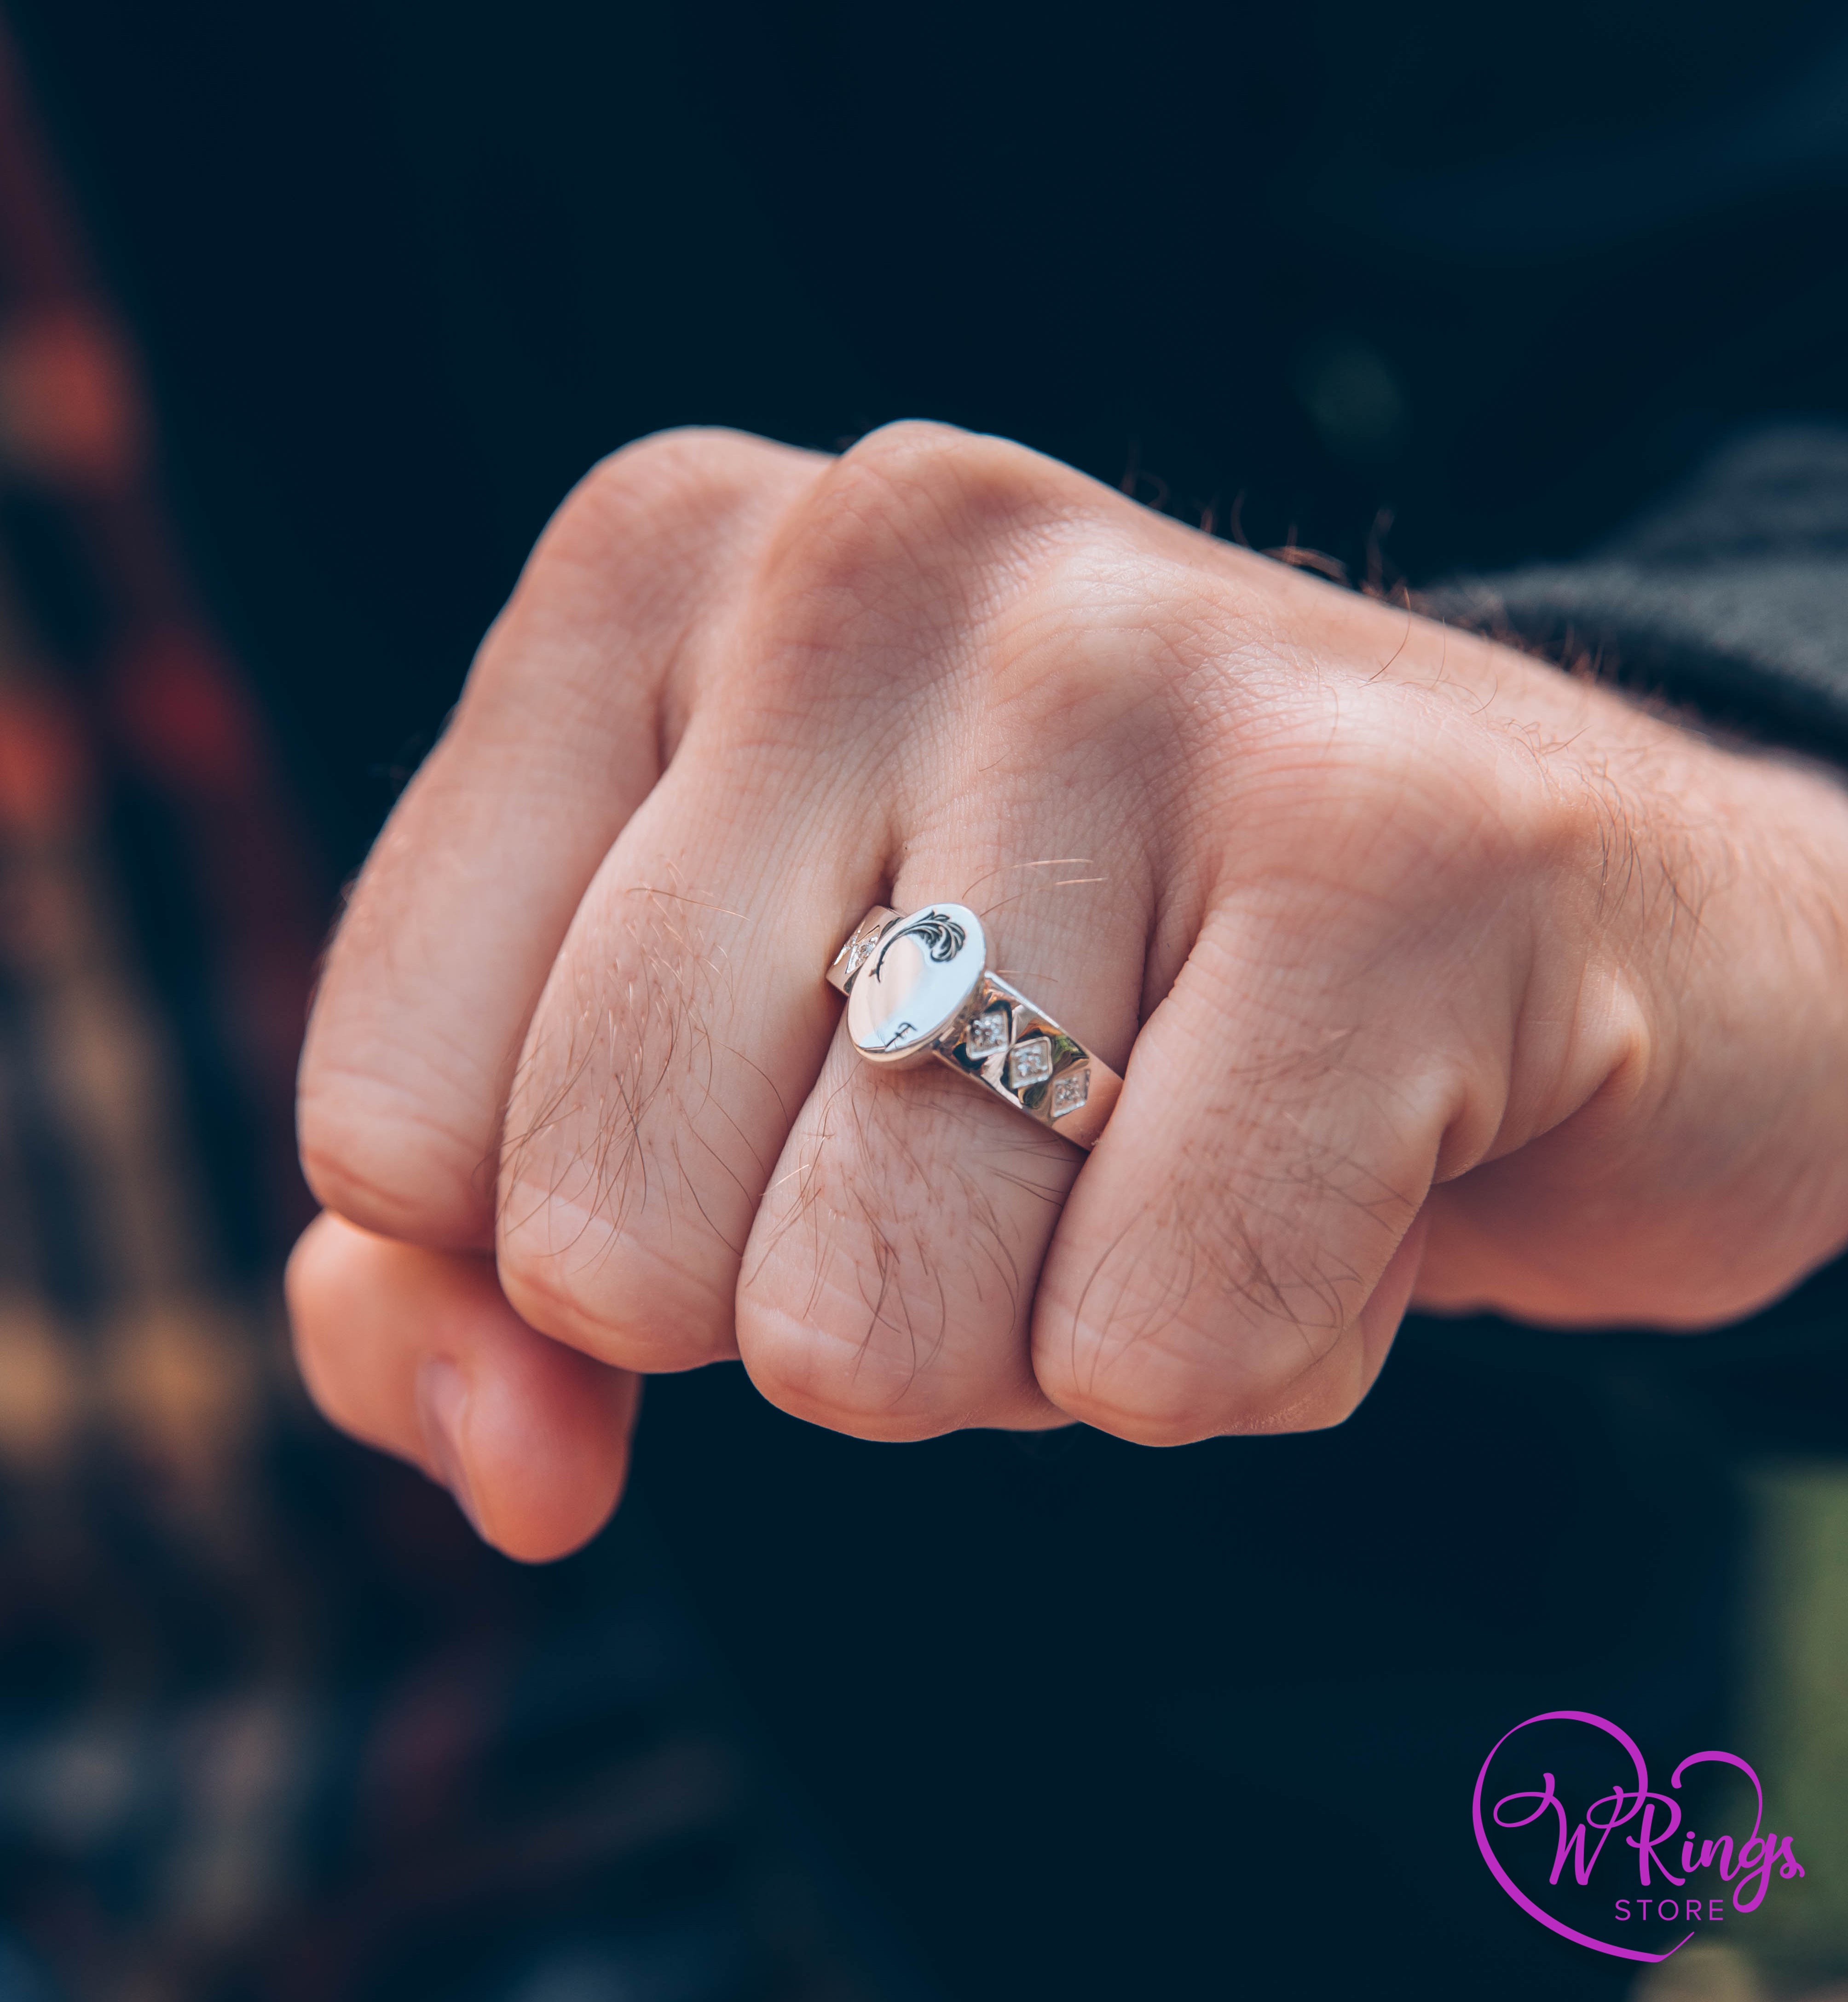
[[288, 423, 1848, 1558]]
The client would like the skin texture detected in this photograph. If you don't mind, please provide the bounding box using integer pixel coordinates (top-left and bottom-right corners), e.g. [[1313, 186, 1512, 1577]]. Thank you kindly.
[[289, 421, 1848, 1561]]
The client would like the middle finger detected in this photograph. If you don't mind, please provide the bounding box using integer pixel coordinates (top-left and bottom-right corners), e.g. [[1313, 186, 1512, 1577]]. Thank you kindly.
[[496, 426, 1170, 1405]]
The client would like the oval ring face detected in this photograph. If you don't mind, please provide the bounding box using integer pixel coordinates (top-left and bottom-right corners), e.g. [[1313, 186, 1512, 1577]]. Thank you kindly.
[[846, 904, 987, 1065]]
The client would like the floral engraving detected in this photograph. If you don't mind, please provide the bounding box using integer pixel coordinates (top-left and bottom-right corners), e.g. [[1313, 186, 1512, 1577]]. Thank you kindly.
[[872, 909, 968, 983]]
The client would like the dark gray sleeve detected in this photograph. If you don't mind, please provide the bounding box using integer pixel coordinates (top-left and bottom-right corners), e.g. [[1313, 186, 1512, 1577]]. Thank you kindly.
[[1427, 425, 1848, 755]]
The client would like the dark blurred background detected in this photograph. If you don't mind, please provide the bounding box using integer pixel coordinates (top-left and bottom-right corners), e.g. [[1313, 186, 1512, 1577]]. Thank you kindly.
[[0, 2, 1842, 1997]]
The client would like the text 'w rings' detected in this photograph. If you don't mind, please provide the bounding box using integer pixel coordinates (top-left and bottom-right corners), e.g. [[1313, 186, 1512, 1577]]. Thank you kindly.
[[825, 903, 1123, 1150]]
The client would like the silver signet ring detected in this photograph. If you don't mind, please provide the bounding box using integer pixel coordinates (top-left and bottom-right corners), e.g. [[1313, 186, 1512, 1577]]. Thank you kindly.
[[825, 903, 1122, 1150]]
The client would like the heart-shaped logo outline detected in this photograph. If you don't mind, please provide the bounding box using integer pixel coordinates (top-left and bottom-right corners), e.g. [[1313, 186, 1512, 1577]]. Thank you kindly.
[[1472, 1710, 1774, 1963]]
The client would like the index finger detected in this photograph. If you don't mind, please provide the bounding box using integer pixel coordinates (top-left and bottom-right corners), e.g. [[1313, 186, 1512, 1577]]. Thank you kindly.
[[298, 428, 823, 1250]]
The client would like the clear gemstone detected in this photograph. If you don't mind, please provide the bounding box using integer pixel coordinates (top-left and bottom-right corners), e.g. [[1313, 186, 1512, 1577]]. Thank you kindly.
[[1008, 1036, 1053, 1088], [965, 1009, 1010, 1057], [1051, 1066, 1091, 1117]]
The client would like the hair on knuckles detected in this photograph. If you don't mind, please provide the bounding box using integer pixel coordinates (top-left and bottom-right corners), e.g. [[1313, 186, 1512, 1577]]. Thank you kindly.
[[496, 879, 761, 1322], [741, 1056, 1068, 1430], [1040, 1031, 1423, 1442]]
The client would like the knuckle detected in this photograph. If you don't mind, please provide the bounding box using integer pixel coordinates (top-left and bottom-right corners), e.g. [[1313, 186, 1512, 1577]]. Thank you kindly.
[[1037, 1334, 1225, 1447], [1036, 1204, 1372, 1443], [826, 419, 1079, 555], [297, 1066, 493, 1250], [978, 549, 1187, 753], [493, 1209, 734, 1375], [1043, 1311, 1363, 1444], [745, 422, 1085, 691], [563, 425, 787, 544], [735, 1304, 959, 1443], [833, 417, 1050, 506], [491, 1232, 609, 1356], [1224, 680, 1555, 900], [485, 428, 811, 691]]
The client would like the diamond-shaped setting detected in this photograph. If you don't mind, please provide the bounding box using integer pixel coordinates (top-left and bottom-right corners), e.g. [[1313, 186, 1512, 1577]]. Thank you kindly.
[[845, 922, 882, 974], [1008, 1035, 1053, 1089], [964, 1008, 1010, 1058], [1051, 1066, 1091, 1117]]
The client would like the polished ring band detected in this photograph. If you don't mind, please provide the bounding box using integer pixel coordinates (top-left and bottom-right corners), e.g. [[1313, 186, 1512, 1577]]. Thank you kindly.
[[826, 903, 1123, 1150]]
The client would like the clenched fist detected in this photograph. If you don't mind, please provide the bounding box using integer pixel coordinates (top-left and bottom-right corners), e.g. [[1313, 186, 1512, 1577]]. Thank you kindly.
[[288, 422, 1848, 1559]]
